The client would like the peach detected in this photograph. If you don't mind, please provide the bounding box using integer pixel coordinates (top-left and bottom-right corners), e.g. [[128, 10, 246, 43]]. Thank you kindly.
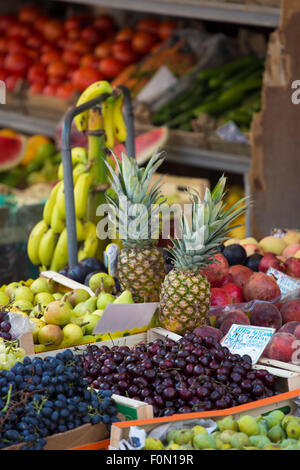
[[258, 253, 286, 274], [282, 230, 300, 246], [250, 302, 282, 330], [201, 253, 229, 287], [285, 257, 300, 278], [221, 283, 244, 304], [228, 265, 253, 289], [243, 272, 281, 302], [219, 310, 250, 336], [279, 321, 300, 335], [282, 244, 300, 259], [267, 332, 296, 362], [241, 243, 264, 257], [280, 299, 300, 323], [258, 236, 286, 255], [193, 325, 223, 342]]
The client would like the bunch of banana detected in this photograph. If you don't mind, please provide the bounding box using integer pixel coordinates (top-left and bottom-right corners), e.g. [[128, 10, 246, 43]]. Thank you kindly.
[[27, 147, 99, 272], [74, 80, 127, 145]]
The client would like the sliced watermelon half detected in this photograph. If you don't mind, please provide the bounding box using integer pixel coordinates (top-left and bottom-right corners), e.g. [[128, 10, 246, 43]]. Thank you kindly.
[[0, 134, 27, 172], [112, 126, 168, 164]]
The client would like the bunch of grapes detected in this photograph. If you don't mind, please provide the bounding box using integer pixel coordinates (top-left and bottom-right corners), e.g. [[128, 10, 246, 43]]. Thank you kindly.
[[0, 310, 12, 341], [0, 349, 119, 450], [82, 332, 277, 417]]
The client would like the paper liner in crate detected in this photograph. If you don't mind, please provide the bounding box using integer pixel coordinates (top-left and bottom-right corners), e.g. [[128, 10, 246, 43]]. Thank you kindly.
[[119, 419, 217, 450], [8, 311, 35, 340]]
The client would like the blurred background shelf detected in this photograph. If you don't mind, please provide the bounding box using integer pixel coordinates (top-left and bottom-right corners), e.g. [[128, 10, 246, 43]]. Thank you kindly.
[[55, 0, 280, 27]]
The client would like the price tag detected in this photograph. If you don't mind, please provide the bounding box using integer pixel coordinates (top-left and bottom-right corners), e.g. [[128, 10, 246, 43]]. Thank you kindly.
[[136, 66, 178, 105], [221, 324, 275, 364], [266, 267, 300, 296]]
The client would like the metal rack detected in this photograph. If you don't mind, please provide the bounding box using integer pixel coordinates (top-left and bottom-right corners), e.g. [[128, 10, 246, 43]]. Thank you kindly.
[[55, 0, 280, 27]]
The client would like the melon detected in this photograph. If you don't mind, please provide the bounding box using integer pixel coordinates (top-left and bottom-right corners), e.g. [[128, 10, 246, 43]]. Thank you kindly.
[[0, 134, 26, 172], [113, 127, 168, 164]]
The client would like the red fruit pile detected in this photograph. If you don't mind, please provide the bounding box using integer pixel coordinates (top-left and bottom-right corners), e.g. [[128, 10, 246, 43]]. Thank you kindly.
[[82, 332, 277, 417], [0, 7, 178, 95]]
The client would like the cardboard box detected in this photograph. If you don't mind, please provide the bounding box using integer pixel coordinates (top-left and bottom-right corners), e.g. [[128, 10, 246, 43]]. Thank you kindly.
[[110, 387, 300, 449]]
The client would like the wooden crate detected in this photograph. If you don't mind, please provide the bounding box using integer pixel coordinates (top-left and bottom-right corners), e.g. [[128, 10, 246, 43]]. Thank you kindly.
[[110, 387, 300, 450]]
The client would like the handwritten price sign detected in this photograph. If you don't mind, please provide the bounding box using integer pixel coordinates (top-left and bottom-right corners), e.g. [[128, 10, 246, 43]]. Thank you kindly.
[[221, 324, 275, 364]]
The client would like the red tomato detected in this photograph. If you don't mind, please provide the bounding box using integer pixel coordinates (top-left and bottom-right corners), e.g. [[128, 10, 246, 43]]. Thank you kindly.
[[158, 20, 178, 40], [41, 50, 60, 66], [115, 28, 135, 42], [56, 82, 75, 100], [112, 41, 140, 66], [81, 26, 102, 45], [4, 52, 32, 77], [35, 15, 49, 33], [26, 33, 44, 49], [93, 15, 114, 32], [0, 14, 17, 34], [0, 37, 8, 54], [43, 20, 64, 42], [28, 82, 44, 94], [0, 68, 8, 81], [72, 66, 103, 91], [5, 74, 22, 92], [43, 83, 59, 96], [47, 60, 68, 78], [48, 75, 63, 86], [27, 64, 47, 84], [7, 38, 26, 53], [64, 16, 83, 32], [19, 6, 40, 23], [80, 54, 98, 68], [27, 49, 39, 61], [57, 35, 68, 49], [62, 50, 81, 68], [8, 22, 32, 40], [71, 39, 91, 55], [99, 57, 125, 79], [132, 31, 158, 54], [94, 40, 114, 59], [0, 55, 4, 68], [67, 28, 81, 41], [137, 18, 160, 34]]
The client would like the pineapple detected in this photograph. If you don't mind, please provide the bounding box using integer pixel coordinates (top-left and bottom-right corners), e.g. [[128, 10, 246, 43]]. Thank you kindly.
[[159, 176, 248, 334], [105, 151, 166, 303]]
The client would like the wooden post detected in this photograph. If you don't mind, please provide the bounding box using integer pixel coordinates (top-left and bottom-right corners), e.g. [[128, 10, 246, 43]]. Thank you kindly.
[[250, 0, 300, 238]]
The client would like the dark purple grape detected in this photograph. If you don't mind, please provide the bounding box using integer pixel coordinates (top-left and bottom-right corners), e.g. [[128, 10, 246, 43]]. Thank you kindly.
[[252, 384, 264, 397], [230, 372, 242, 383], [0, 321, 11, 332]]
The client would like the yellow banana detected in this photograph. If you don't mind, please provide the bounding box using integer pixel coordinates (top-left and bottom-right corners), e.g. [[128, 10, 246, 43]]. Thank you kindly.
[[113, 93, 127, 143], [42, 182, 61, 225], [56, 183, 65, 220], [58, 149, 87, 180], [76, 218, 86, 242], [50, 204, 65, 234], [50, 228, 68, 272], [74, 172, 92, 220], [102, 96, 115, 149], [27, 220, 48, 266], [38, 228, 57, 268], [74, 81, 112, 132], [78, 222, 98, 261], [73, 163, 87, 184]]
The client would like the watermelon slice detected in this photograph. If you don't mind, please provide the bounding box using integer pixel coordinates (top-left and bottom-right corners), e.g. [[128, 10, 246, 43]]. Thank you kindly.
[[113, 126, 168, 164], [0, 134, 26, 172]]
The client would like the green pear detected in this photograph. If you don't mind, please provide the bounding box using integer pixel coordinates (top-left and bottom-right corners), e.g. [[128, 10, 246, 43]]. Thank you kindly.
[[12, 299, 33, 312], [53, 293, 63, 301], [13, 286, 34, 303], [219, 430, 236, 444], [38, 324, 63, 346], [34, 292, 54, 308], [30, 318, 46, 343], [73, 301, 88, 318], [30, 278, 55, 294], [113, 290, 134, 305], [82, 313, 100, 335], [62, 323, 83, 347], [230, 432, 250, 449], [193, 433, 216, 450], [0, 292, 9, 306], [44, 300, 72, 326], [267, 424, 285, 443], [97, 292, 115, 310], [68, 289, 90, 307], [265, 410, 285, 429], [237, 415, 259, 436], [89, 272, 115, 294], [5, 282, 20, 299], [217, 416, 238, 432], [173, 429, 193, 445], [280, 438, 299, 449], [84, 296, 98, 312], [249, 435, 271, 449], [286, 421, 300, 439]]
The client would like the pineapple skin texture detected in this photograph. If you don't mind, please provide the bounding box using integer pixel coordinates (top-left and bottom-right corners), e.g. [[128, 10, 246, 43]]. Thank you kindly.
[[159, 268, 211, 334], [118, 246, 166, 303]]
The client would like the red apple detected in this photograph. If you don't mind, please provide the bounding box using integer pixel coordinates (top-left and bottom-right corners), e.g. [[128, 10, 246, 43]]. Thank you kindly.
[[221, 283, 244, 304], [259, 252, 286, 273], [285, 257, 300, 278], [228, 265, 253, 289], [210, 287, 232, 307], [201, 253, 229, 287]]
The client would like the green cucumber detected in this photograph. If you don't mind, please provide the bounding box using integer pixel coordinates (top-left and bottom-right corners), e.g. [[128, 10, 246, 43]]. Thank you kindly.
[[199, 55, 260, 85]]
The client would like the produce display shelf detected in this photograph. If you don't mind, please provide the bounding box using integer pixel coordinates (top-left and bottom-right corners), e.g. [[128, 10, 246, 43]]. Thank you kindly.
[[55, 0, 280, 28], [0, 109, 57, 138]]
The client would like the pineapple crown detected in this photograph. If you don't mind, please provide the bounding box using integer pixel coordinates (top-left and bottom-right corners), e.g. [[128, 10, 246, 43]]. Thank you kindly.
[[168, 175, 249, 271], [105, 151, 166, 247]]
